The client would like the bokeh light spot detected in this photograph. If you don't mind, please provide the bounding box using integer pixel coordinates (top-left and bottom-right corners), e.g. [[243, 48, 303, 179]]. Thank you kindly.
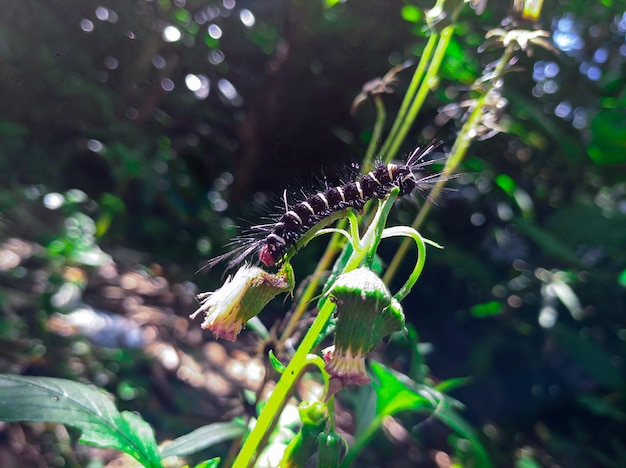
[[209, 49, 225, 65], [87, 139, 104, 152], [161, 78, 175, 91], [240, 9, 255, 27], [218, 78, 237, 99], [95, 6, 109, 21], [104, 56, 119, 70], [185, 74, 202, 92], [208, 24, 223, 39], [43, 193, 64, 210], [152, 55, 166, 69], [163, 25, 182, 42], [80, 19, 94, 32]]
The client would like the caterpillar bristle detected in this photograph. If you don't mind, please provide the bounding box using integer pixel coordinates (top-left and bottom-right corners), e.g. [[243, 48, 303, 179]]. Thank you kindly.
[[406, 139, 444, 167]]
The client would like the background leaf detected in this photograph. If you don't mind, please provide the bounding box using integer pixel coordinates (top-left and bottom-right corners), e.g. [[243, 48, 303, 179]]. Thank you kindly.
[[0, 375, 162, 468], [160, 421, 245, 458], [355, 362, 492, 467]]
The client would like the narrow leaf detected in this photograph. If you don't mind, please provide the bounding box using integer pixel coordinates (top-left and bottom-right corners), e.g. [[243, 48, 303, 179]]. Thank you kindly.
[[549, 325, 623, 390], [193, 458, 221, 468], [470, 301, 503, 318], [160, 421, 246, 458], [268, 350, 287, 374], [0, 375, 162, 468]]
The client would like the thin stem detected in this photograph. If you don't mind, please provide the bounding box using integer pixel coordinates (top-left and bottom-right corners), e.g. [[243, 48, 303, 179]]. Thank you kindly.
[[364, 189, 400, 267], [384, 25, 454, 163], [345, 188, 399, 272], [303, 354, 330, 397], [234, 299, 338, 468], [279, 228, 343, 342], [383, 45, 516, 285], [380, 226, 427, 302], [362, 95, 387, 172], [340, 414, 386, 468], [380, 32, 439, 161], [327, 395, 336, 432]]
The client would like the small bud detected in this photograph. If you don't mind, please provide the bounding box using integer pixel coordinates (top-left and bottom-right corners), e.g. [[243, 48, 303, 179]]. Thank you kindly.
[[316, 431, 345, 467], [280, 401, 328, 468], [190, 263, 294, 341], [325, 268, 405, 386]]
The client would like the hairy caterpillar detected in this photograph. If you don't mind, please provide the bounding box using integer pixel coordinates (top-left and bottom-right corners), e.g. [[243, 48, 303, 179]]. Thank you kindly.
[[206, 141, 444, 271]]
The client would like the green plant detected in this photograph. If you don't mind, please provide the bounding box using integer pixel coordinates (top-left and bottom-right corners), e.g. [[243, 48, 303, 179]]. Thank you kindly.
[[0, 0, 573, 466]]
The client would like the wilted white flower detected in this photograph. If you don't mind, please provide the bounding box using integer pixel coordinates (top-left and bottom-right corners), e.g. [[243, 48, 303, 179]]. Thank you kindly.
[[190, 263, 294, 341]]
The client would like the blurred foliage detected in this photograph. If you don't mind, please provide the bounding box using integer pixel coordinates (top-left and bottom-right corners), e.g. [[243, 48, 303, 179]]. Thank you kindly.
[[1, 0, 625, 466]]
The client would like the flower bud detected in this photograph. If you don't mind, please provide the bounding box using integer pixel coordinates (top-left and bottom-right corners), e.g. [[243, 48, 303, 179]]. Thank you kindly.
[[280, 401, 328, 468], [190, 263, 294, 341], [316, 430, 345, 467], [325, 267, 405, 385]]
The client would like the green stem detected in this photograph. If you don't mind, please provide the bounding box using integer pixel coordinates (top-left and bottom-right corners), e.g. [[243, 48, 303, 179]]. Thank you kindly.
[[363, 189, 400, 268], [383, 44, 516, 285], [327, 396, 336, 432], [279, 208, 359, 343], [234, 299, 338, 468], [303, 354, 330, 397], [362, 95, 387, 173], [383, 26, 454, 163], [279, 217, 347, 343], [380, 32, 439, 161], [380, 226, 427, 302]]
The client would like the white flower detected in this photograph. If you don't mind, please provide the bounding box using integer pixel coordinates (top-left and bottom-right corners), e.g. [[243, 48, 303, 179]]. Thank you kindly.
[[190, 263, 294, 341]]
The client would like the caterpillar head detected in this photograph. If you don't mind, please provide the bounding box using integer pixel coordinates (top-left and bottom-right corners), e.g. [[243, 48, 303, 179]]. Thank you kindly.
[[259, 243, 280, 267], [397, 173, 418, 196]]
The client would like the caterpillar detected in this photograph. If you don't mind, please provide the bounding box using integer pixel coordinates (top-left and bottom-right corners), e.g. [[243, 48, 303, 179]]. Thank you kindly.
[[205, 141, 444, 271]]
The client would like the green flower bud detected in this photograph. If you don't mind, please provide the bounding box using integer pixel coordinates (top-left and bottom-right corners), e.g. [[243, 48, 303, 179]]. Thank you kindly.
[[316, 430, 345, 467], [325, 267, 405, 385], [280, 401, 328, 468], [190, 263, 294, 341], [298, 400, 327, 427]]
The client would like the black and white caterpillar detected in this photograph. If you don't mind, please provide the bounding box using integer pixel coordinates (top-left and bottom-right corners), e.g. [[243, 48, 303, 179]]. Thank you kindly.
[[206, 141, 444, 271]]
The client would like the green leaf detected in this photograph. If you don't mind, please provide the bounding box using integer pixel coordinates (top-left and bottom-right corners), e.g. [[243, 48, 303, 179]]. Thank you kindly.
[[160, 421, 245, 458], [470, 301, 503, 318], [401, 5, 423, 23], [516, 458, 541, 468], [588, 109, 626, 165], [268, 350, 287, 374], [545, 202, 626, 250], [513, 217, 582, 265], [402, 324, 428, 382], [370, 361, 431, 417], [431, 400, 492, 468], [576, 394, 626, 421], [0, 375, 162, 468], [324, 0, 343, 7], [193, 459, 221, 468], [619, 269, 626, 287], [549, 325, 623, 390], [495, 174, 517, 195], [434, 377, 472, 393], [369, 363, 492, 468], [441, 37, 479, 84]]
